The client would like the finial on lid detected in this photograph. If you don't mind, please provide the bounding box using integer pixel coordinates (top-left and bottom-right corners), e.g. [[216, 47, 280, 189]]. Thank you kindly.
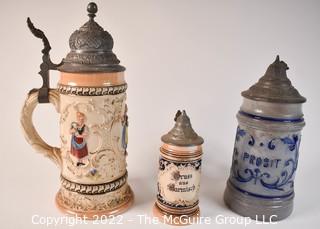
[[87, 2, 98, 19], [174, 110, 182, 121], [273, 55, 289, 70]]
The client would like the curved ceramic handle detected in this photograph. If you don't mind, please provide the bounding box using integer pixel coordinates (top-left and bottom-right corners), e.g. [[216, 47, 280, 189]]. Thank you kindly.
[[20, 89, 62, 167]]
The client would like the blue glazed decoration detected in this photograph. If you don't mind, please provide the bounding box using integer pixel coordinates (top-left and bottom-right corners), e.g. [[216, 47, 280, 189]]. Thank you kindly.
[[224, 56, 306, 221], [230, 126, 301, 198]]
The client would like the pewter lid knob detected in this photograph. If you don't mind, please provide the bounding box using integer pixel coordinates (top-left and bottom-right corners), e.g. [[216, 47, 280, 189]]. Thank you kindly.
[[241, 55, 306, 104], [161, 110, 204, 147], [58, 2, 125, 73], [87, 2, 98, 19]]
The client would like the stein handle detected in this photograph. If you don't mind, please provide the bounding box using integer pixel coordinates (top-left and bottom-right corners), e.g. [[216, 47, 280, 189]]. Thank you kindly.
[[20, 89, 62, 167]]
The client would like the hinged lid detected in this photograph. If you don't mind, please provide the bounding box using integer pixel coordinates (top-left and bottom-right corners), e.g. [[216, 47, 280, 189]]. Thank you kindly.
[[58, 2, 125, 73], [241, 56, 306, 103]]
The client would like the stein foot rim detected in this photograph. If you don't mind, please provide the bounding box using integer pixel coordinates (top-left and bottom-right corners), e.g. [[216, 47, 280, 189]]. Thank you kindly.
[[55, 185, 134, 219], [153, 203, 200, 226], [223, 180, 294, 222]]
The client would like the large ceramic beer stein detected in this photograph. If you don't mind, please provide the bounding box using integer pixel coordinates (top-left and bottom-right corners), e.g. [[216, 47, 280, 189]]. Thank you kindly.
[[21, 3, 133, 218], [224, 56, 306, 221]]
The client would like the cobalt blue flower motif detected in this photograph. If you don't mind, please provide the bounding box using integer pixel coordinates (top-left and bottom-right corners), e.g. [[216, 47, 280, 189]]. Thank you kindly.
[[232, 134, 300, 192], [234, 167, 271, 184], [259, 156, 297, 191], [236, 126, 246, 141], [280, 135, 299, 151], [268, 134, 299, 151]]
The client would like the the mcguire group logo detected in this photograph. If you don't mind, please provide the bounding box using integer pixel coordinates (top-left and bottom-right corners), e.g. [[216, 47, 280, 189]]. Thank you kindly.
[[141, 214, 278, 226]]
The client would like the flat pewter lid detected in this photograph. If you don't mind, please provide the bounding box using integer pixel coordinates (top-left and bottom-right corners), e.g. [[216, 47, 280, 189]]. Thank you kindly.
[[242, 56, 306, 104], [58, 2, 125, 73], [161, 110, 204, 147]]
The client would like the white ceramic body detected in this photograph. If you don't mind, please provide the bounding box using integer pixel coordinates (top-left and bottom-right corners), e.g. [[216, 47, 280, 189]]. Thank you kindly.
[[155, 143, 202, 217], [21, 72, 133, 218]]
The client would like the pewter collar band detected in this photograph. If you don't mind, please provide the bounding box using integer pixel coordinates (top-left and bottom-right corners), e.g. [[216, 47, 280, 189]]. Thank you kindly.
[[58, 83, 127, 96], [61, 172, 128, 195]]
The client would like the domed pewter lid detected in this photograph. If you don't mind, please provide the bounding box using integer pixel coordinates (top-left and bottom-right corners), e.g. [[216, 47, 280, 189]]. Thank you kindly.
[[241, 56, 306, 103], [58, 2, 125, 73], [161, 110, 204, 147]]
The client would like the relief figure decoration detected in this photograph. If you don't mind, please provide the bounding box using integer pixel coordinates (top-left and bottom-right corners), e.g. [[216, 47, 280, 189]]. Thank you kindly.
[[70, 112, 89, 167], [121, 104, 128, 155]]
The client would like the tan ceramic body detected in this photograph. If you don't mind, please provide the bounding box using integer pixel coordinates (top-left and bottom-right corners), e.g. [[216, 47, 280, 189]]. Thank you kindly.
[[21, 71, 133, 218]]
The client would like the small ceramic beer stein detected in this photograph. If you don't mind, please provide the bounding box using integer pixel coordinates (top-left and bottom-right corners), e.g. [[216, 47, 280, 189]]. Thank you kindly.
[[21, 3, 133, 218], [224, 56, 306, 221], [154, 110, 204, 225]]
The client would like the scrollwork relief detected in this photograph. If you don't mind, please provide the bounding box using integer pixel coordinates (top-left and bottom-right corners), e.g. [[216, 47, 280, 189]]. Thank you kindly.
[[60, 93, 127, 181], [231, 128, 301, 193]]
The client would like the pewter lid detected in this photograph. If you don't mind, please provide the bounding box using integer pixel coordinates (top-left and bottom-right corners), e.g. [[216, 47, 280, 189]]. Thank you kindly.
[[161, 110, 204, 146], [241, 56, 306, 103], [58, 2, 125, 73]]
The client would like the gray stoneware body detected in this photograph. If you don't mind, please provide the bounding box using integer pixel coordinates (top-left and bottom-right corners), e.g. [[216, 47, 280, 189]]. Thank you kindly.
[[224, 98, 305, 221]]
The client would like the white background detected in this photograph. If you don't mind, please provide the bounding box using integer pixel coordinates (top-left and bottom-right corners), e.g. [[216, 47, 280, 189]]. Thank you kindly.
[[1, 0, 319, 228]]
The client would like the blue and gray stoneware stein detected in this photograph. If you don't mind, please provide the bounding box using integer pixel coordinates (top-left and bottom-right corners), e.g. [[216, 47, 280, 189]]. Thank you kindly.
[[224, 56, 306, 221]]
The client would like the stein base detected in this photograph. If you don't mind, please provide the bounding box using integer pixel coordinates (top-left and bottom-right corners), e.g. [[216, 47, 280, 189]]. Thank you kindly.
[[224, 180, 294, 222], [153, 203, 200, 226], [55, 185, 134, 219]]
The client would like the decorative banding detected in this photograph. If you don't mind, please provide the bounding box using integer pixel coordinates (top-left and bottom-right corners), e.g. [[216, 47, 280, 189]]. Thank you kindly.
[[61, 172, 127, 195], [156, 194, 199, 210], [229, 181, 294, 199], [160, 147, 202, 160], [239, 111, 304, 123], [57, 83, 127, 96], [159, 156, 202, 170]]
